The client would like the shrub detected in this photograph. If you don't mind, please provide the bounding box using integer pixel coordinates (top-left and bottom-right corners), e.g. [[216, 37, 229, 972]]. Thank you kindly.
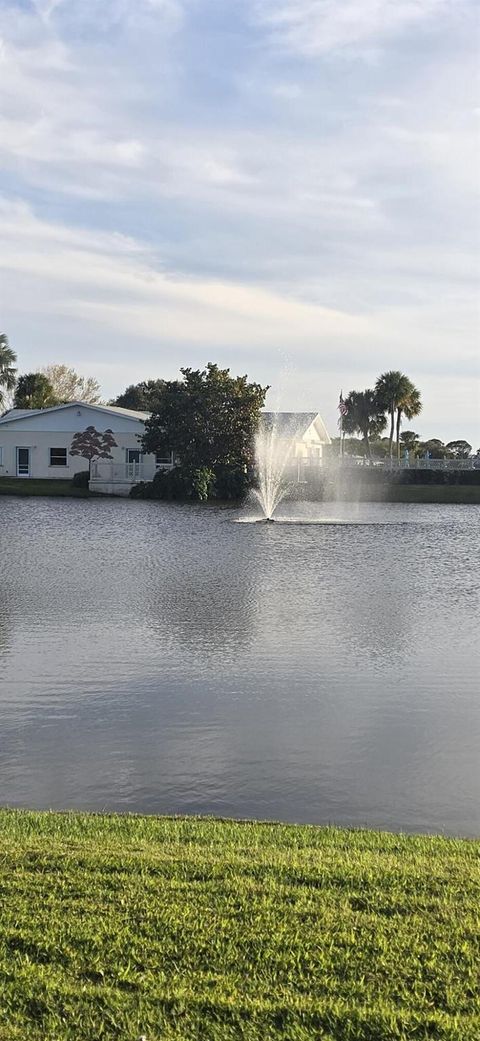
[[214, 464, 249, 500], [72, 471, 90, 489], [191, 467, 215, 501], [130, 464, 249, 501], [130, 466, 209, 501]]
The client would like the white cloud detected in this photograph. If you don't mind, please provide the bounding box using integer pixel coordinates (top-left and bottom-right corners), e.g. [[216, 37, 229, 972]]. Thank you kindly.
[[33, 0, 184, 31], [1, 197, 478, 444], [0, 1, 477, 442], [0, 198, 370, 347], [254, 0, 466, 55]]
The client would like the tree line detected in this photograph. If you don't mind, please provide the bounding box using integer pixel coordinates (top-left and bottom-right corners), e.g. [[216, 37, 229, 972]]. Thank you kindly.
[[0, 337, 476, 487], [0, 335, 101, 410], [339, 371, 473, 461]]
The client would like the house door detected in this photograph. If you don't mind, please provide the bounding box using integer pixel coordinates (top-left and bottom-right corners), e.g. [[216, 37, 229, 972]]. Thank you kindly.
[[16, 447, 30, 477], [126, 449, 143, 478]]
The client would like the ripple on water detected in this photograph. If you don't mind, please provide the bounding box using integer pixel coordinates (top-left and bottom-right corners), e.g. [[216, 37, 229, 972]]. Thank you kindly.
[[0, 496, 479, 834]]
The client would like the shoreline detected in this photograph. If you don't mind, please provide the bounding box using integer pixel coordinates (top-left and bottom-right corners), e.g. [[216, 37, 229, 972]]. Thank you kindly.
[[1, 474, 479, 504], [2, 804, 479, 840]]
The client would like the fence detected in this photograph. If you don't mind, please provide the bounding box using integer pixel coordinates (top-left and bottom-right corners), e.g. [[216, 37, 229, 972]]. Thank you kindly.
[[90, 461, 152, 482], [323, 457, 477, 471]]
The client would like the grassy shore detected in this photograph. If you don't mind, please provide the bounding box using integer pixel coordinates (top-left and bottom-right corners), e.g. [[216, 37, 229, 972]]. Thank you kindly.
[[336, 484, 480, 504], [0, 810, 478, 1040], [0, 477, 89, 497], [1, 475, 478, 504]]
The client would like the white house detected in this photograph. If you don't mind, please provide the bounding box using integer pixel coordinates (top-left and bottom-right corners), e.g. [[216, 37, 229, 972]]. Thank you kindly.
[[0, 403, 330, 496], [0, 401, 173, 495], [260, 412, 331, 467]]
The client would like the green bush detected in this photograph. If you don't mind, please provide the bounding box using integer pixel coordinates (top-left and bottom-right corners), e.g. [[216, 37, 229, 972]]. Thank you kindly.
[[214, 464, 249, 500], [130, 464, 247, 502], [130, 466, 211, 501], [191, 467, 215, 501], [71, 471, 90, 489], [130, 468, 188, 500]]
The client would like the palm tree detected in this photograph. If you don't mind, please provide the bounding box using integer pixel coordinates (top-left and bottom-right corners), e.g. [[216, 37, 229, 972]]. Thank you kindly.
[[13, 372, 59, 410], [400, 430, 420, 452], [375, 371, 413, 460], [343, 389, 387, 462], [395, 384, 422, 461], [0, 333, 17, 412]]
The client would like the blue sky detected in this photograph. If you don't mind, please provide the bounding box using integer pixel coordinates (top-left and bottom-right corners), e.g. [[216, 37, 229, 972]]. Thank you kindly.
[[1, 0, 479, 443]]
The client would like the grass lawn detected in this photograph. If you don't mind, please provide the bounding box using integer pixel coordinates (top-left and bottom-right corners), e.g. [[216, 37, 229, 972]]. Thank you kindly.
[[330, 484, 480, 504], [0, 811, 478, 1040], [369, 484, 480, 504], [0, 477, 89, 497]]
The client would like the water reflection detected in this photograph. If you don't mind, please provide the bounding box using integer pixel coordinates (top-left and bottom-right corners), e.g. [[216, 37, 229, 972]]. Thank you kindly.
[[0, 497, 479, 834]]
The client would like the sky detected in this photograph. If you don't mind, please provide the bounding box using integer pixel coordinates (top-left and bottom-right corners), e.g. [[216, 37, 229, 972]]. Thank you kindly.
[[0, 0, 479, 444]]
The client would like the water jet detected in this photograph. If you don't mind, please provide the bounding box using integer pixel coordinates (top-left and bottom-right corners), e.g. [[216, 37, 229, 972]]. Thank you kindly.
[[253, 413, 301, 520]]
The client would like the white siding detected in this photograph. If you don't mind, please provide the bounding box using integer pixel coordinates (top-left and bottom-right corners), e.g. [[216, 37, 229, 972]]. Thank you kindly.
[[0, 404, 154, 480]]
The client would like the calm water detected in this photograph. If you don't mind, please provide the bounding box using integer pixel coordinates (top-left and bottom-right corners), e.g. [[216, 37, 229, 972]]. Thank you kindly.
[[0, 497, 479, 835]]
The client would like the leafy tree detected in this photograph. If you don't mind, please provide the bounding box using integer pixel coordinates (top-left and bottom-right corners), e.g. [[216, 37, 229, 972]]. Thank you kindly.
[[14, 373, 59, 410], [41, 365, 101, 404], [342, 389, 387, 461], [142, 364, 268, 498], [369, 438, 390, 459], [418, 438, 449, 460], [445, 440, 472, 459], [69, 426, 117, 477], [111, 380, 165, 411], [327, 437, 362, 458], [400, 430, 420, 451], [0, 333, 17, 412], [375, 371, 415, 459]]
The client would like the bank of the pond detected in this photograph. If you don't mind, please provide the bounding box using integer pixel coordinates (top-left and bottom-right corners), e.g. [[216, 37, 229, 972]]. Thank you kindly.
[[0, 477, 90, 497], [1, 809, 478, 1041], [336, 483, 480, 504], [319, 468, 480, 504], [1, 474, 479, 503]]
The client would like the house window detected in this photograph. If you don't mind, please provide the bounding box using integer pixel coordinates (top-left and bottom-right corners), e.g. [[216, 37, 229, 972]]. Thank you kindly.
[[127, 450, 143, 465], [156, 450, 173, 466], [49, 448, 67, 467]]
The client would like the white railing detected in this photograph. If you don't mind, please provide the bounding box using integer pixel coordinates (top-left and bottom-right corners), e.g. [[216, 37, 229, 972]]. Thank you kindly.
[[90, 459, 175, 483], [323, 457, 477, 471], [90, 462, 150, 482]]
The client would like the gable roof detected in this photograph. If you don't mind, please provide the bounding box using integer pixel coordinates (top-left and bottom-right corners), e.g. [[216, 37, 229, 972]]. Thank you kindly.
[[260, 412, 330, 444], [0, 401, 150, 425]]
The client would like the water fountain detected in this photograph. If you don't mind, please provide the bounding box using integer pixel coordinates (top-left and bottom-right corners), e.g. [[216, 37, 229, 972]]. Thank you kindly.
[[252, 413, 304, 521]]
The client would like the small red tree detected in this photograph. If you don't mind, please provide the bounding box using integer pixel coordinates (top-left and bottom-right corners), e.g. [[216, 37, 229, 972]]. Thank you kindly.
[[69, 426, 117, 476]]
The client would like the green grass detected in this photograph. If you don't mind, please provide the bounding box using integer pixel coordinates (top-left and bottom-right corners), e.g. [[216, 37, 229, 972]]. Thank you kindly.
[[329, 484, 480, 504], [0, 810, 478, 1040], [365, 484, 480, 504], [0, 476, 478, 505], [0, 477, 89, 497]]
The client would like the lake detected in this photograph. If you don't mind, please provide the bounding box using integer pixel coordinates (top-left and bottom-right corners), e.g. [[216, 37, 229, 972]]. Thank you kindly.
[[0, 496, 478, 835]]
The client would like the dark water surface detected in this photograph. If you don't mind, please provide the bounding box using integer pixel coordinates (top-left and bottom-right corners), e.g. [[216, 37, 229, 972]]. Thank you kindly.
[[0, 497, 478, 835]]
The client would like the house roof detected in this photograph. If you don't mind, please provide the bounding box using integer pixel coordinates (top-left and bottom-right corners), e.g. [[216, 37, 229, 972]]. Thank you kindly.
[[260, 412, 330, 444], [0, 401, 150, 425]]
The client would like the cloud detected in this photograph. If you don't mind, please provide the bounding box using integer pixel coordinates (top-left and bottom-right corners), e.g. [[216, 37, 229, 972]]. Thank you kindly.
[[253, 0, 466, 56], [0, 197, 370, 347], [1, 196, 478, 444], [33, 0, 184, 32], [0, 0, 477, 443]]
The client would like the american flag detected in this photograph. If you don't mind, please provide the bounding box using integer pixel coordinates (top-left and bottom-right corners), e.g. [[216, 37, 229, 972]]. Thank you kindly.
[[338, 392, 348, 418]]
